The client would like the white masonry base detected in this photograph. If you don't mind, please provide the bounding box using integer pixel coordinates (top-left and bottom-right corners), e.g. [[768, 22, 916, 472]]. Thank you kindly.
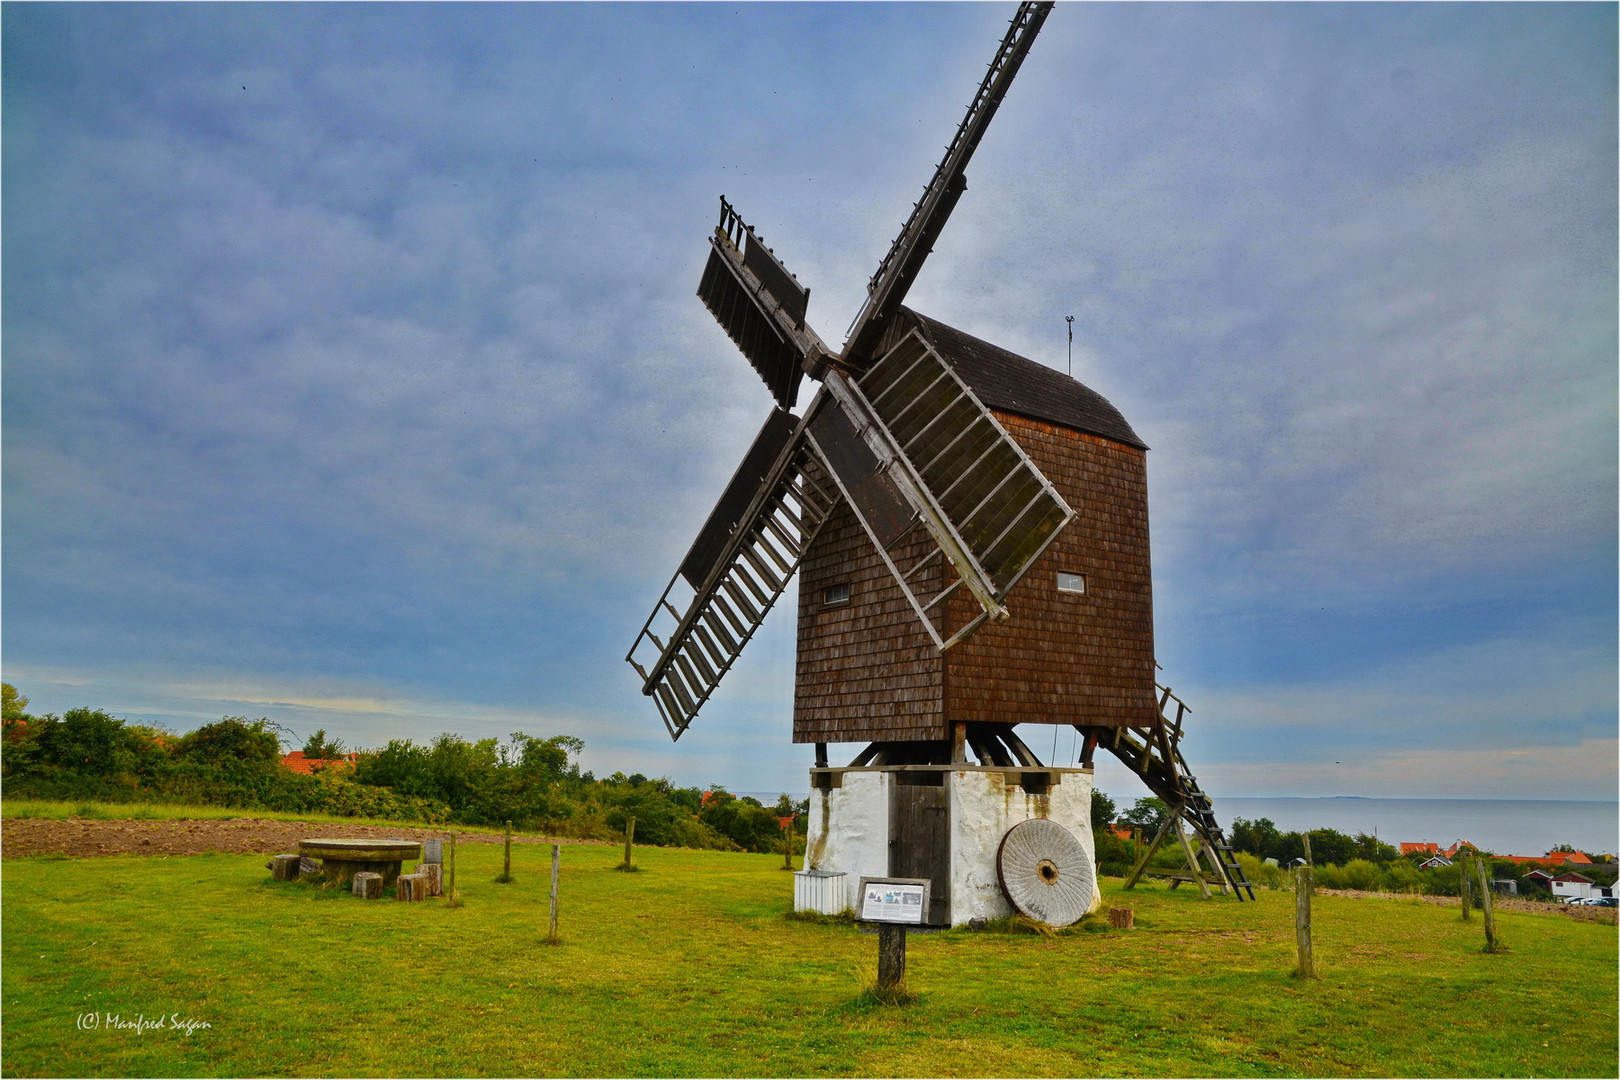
[[798, 764, 1102, 927]]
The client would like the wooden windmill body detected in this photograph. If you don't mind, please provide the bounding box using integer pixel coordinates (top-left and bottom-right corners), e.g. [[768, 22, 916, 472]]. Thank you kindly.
[[628, 2, 1254, 927]]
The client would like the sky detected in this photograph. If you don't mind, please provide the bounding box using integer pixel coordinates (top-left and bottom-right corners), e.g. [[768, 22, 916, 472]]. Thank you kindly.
[[4, 2, 1615, 803]]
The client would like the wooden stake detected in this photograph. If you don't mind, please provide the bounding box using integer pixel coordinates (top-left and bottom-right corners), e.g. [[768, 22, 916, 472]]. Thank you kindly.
[[782, 821, 794, 871], [877, 924, 907, 989], [1475, 856, 1501, 952], [448, 833, 457, 894], [546, 843, 561, 945], [1294, 863, 1317, 978], [619, 816, 636, 870], [497, 821, 514, 883]]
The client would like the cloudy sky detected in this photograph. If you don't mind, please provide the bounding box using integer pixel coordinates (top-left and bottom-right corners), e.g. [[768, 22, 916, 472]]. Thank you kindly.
[[4, 2, 1614, 802]]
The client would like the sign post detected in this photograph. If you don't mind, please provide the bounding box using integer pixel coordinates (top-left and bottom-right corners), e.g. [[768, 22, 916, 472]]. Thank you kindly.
[[857, 877, 931, 989]]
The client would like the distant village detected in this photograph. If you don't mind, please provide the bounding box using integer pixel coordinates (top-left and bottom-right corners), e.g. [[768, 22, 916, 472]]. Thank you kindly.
[[1396, 840, 1617, 904]]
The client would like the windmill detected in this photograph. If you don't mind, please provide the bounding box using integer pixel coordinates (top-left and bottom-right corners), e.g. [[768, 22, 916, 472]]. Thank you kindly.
[[627, 2, 1253, 926]]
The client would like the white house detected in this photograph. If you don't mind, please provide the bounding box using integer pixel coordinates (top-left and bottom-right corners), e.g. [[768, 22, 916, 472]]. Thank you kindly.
[[1549, 871, 1596, 901]]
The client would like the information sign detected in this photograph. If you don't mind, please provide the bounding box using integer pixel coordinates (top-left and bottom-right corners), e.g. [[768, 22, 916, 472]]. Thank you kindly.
[[857, 877, 931, 925]]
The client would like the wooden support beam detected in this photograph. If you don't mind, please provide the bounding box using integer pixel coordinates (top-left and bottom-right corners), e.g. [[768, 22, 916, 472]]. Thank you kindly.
[[1122, 814, 1177, 890], [1198, 835, 1231, 896], [1175, 819, 1212, 900]]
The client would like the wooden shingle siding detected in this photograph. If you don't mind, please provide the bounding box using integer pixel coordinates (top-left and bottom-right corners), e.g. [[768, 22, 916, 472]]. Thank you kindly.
[[793, 459, 945, 743], [792, 412, 1156, 744], [943, 415, 1157, 729]]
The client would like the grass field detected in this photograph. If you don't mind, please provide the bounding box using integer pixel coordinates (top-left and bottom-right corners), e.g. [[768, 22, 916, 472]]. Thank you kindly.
[[2, 840, 1615, 1078]]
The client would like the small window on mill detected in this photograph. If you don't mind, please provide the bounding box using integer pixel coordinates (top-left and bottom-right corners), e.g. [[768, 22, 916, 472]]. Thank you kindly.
[[822, 583, 851, 607], [1056, 572, 1087, 596]]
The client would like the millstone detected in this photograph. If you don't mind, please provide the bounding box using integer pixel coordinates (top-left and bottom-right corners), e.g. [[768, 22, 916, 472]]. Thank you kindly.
[[995, 818, 1096, 927]]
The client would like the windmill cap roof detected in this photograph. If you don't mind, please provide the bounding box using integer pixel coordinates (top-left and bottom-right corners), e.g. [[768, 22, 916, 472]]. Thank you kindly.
[[902, 309, 1147, 450]]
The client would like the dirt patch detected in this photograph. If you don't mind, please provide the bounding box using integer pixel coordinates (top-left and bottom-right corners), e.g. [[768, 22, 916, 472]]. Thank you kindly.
[[1317, 886, 1617, 925], [1, 817, 604, 859]]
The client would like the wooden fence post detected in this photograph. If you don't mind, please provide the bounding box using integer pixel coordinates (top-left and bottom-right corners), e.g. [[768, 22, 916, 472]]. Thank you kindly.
[[782, 821, 794, 871], [1459, 854, 1473, 920], [1475, 856, 1502, 952], [446, 832, 460, 906], [1294, 863, 1317, 978], [546, 843, 561, 945], [617, 816, 636, 871], [877, 924, 907, 989], [497, 821, 514, 883]]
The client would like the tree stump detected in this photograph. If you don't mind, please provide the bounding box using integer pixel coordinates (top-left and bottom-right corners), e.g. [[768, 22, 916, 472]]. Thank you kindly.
[[396, 874, 427, 902], [1109, 907, 1135, 930], [271, 854, 301, 881], [352, 872, 383, 899], [418, 863, 443, 897]]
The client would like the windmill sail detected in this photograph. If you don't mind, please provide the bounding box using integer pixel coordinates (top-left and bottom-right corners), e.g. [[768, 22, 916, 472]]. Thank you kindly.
[[807, 329, 1074, 651], [627, 410, 840, 739], [696, 198, 823, 409], [842, 1, 1053, 366]]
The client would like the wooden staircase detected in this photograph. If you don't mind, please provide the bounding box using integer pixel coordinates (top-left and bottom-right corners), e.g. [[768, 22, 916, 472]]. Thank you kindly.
[[1076, 682, 1256, 901]]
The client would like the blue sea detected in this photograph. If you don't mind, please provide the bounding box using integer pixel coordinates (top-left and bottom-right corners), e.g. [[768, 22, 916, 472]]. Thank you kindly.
[[743, 792, 1619, 858]]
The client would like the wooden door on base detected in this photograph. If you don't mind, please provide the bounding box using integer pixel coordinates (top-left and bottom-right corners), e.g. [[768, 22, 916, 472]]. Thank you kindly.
[[889, 777, 951, 925]]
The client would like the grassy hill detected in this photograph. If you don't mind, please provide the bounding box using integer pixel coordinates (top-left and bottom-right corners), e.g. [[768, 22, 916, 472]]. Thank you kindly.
[[2, 840, 1615, 1077]]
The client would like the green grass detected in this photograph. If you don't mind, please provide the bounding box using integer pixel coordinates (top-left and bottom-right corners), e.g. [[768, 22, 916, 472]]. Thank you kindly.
[[2, 843, 1615, 1077]]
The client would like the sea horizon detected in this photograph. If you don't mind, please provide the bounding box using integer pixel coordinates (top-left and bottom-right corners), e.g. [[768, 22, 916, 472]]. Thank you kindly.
[[739, 792, 1619, 858]]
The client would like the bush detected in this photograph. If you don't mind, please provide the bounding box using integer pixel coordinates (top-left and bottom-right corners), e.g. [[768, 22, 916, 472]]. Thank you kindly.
[[1235, 851, 1287, 890], [1343, 858, 1383, 891]]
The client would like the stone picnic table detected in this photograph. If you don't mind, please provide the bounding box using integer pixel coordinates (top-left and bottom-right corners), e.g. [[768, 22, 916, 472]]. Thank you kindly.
[[299, 838, 422, 887]]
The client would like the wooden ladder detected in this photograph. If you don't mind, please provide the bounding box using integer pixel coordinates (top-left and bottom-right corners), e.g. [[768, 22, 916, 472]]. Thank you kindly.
[[1077, 682, 1256, 901]]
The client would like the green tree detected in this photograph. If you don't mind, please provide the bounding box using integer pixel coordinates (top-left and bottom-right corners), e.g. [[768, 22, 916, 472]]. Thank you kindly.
[[300, 728, 346, 761], [1120, 796, 1170, 835], [2, 683, 29, 724], [175, 717, 283, 769], [1, 683, 40, 778], [1352, 832, 1398, 863], [35, 708, 142, 776], [1090, 788, 1117, 828], [1230, 817, 1281, 859]]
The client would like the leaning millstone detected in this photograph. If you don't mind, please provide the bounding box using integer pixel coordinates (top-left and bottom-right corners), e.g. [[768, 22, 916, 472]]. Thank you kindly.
[[422, 839, 443, 865], [271, 854, 302, 881], [352, 872, 383, 899], [418, 862, 443, 897]]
